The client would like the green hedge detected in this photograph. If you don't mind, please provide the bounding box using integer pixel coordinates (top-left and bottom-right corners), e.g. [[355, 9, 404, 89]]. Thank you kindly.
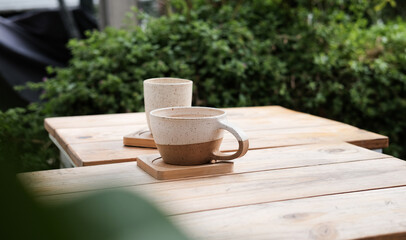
[[1, 0, 405, 172], [0, 106, 58, 172]]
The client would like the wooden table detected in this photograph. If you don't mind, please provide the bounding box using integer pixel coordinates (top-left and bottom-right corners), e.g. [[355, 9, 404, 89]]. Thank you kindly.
[[44, 106, 388, 167], [19, 142, 406, 239]]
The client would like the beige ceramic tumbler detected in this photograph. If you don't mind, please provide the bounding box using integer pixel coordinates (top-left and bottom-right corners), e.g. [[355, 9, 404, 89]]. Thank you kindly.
[[144, 78, 193, 132]]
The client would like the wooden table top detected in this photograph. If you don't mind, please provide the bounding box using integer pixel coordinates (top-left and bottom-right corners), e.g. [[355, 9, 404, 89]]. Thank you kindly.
[[44, 106, 388, 166], [19, 142, 406, 239]]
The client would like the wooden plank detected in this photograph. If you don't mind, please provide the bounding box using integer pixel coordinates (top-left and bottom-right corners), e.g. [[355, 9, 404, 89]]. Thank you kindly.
[[50, 107, 343, 145], [44, 106, 322, 137], [219, 124, 388, 150], [66, 124, 387, 166], [36, 157, 406, 216], [44, 112, 146, 137], [52, 106, 341, 146], [54, 120, 386, 150], [55, 124, 148, 150], [19, 142, 387, 196], [67, 140, 158, 166], [172, 186, 406, 240]]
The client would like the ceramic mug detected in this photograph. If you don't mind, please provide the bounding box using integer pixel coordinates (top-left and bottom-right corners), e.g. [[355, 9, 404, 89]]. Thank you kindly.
[[149, 106, 249, 165], [144, 78, 193, 132]]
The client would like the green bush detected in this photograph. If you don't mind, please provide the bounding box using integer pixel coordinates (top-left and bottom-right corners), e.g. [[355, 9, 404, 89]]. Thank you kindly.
[[0, 105, 58, 172], [1, 0, 405, 172]]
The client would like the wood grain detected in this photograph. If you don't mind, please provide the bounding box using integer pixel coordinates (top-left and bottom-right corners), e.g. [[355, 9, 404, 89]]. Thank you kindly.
[[133, 157, 406, 215], [55, 124, 148, 150], [173, 186, 406, 240], [36, 157, 406, 216], [44, 106, 295, 136], [19, 141, 406, 239], [67, 140, 158, 166], [53, 119, 348, 148], [65, 124, 387, 166], [19, 142, 387, 196], [220, 124, 388, 150], [44, 112, 146, 137], [50, 106, 344, 147]]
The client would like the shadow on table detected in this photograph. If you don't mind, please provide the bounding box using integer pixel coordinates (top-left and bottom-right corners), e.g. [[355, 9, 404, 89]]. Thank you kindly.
[[0, 165, 190, 240]]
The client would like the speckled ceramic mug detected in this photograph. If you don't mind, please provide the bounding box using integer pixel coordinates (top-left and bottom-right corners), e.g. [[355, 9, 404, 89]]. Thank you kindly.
[[144, 78, 193, 132], [149, 107, 249, 165]]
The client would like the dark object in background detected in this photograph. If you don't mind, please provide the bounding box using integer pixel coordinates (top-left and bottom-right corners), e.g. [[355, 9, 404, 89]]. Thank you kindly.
[[0, 8, 98, 110], [58, 0, 81, 39]]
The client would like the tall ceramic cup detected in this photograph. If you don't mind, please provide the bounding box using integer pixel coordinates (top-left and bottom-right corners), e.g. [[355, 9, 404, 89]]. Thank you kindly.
[[149, 106, 249, 165], [144, 78, 193, 132]]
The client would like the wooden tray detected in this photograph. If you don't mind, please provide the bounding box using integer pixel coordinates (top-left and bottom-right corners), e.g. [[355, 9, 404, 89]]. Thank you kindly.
[[123, 129, 156, 148], [137, 154, 234, 180]]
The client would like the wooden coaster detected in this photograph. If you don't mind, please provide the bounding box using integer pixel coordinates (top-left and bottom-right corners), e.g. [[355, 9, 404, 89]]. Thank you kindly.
[[137, 154, 234, 180], [123, 129, 156, 148]]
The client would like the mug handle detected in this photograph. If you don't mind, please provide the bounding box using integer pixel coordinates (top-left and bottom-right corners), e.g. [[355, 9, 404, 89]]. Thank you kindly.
[[211, 120, 249, 161]]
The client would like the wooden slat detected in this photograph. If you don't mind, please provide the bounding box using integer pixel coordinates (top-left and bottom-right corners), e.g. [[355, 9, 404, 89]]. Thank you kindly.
[[54, 122, 385, 150], [66, 124, 387, 166], [173, 186, 406, 240], [44, 112, 145, 137], [19, 142, 388, 196], [55, 124, 147, 150], [220, 124, 388, 150], [67, 141, 158, 166], [52, 106, 341, 147], [36, 157, 406, 216], [45, 106, 294, 137], [46, 106, 345, 140]]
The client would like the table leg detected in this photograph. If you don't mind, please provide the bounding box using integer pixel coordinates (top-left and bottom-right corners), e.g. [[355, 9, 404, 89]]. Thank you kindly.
[[49, 134, 76, 168]]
